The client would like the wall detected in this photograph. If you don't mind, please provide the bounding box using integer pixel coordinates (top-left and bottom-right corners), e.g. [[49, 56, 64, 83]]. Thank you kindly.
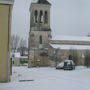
[[48, 46, 85, 66], [0, 4, 11, 82]]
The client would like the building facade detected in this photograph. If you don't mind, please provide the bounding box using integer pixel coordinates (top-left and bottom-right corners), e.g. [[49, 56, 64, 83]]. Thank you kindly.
[[49, 36, 90, 66], [28, 0, 52, 67], [0, 0, 14, 82], [28, 0, 90, 67]]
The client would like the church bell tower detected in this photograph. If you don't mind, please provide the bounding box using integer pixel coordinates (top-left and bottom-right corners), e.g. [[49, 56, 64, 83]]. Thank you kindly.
[[28, 0, 52, 67]]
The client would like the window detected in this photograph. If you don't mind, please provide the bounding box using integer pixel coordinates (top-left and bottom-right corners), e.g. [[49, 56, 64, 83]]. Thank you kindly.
[[44, 11, 48, 24], [39, 36, 42, 44], [40, 10, 43, 23], [34, 10, 38, 23]]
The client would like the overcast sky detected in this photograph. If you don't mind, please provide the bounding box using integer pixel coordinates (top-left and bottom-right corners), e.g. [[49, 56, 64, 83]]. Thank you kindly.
[[12, 0, 90, 42]]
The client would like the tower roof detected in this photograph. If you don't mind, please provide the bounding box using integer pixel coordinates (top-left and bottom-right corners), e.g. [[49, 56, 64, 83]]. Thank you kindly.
[[37, 0, 51, 5]]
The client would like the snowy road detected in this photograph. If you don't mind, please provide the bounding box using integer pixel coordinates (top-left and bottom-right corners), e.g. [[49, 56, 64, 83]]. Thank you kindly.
[[0, 66, 90, 90]]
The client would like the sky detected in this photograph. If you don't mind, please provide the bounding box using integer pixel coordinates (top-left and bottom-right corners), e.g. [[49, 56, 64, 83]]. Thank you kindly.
[[12, 0, 90, 43]]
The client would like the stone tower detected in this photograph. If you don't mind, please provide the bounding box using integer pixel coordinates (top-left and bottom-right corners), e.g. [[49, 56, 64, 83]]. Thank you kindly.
[[28, 0, 52, 67]]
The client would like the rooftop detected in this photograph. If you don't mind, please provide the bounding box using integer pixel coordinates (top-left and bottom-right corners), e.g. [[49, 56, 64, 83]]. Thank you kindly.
[[51, 35, 90, 42], [0, 0, 14, 4], [50, 44, 90, 50], [37, 0, 51, 5]]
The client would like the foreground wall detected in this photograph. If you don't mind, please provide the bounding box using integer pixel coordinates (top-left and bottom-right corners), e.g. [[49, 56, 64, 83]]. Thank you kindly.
[[0, 0, 14, 82]]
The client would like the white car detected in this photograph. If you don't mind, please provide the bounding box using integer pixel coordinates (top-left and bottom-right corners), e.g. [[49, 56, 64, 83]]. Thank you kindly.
[[56, 62, 64, 69]]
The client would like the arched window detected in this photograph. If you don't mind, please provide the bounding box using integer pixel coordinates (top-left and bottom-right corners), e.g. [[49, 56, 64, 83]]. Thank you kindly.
[[34, 10, 38, 23], [40, 10, 43, 23], [39, 35, 42, 44], [44, 11, 48, 24]]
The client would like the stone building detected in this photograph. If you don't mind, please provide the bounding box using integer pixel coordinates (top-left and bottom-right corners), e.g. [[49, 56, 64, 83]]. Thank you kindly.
[[28, 0, 52, 67], [49, 36, 90, 66], [28, 0, 90, 67], [0, 0, 14, 82]]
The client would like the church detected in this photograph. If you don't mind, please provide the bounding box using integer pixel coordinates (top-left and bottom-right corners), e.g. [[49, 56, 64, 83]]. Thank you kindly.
[[28, 0, 90, 67], [28, 0, 52, 67]]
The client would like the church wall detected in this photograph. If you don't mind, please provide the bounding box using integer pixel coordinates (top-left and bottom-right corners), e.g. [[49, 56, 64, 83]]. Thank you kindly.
[[28, 49, 49, 67], [29, 31, 51, 48], [48, 47, 86, 66]]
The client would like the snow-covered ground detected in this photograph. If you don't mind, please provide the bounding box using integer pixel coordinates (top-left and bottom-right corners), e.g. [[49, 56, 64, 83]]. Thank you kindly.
[[0, 66, 90, 90]]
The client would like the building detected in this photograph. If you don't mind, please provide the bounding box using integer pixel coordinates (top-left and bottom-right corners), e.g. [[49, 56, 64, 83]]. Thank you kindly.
[[20, 56, 28, 66], [49, 36, 90, 66], [0, 0, 14, 82], [28, 0, 52, 67], [11, 52, 21, 66], [28, 0, 90, 67], [11, 52, 28, 66]]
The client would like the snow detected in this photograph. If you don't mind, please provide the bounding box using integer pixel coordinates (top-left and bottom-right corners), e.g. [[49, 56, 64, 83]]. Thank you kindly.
[[14, 52, 21, 58], [50, 44, 90, 50], [51, 35, 90, 41], [0, 66, 90, 90], [20, 56, 28, 59], [11, 52, 21, 58]]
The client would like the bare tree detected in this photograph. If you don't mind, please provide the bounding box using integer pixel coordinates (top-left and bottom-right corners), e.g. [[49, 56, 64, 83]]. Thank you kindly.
[[11, 34, 15, 50], [19, 38, 26, 48], [84, 50, 90, 68], [14, 35, 20, 51], [19, 38, 27, 56], [11, 34, 20, 52]]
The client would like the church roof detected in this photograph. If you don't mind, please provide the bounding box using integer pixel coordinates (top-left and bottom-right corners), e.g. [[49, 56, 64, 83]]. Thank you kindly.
[[37, 0, 51, 5], [50, 44, 90, 50], [51, 35, 90, 42]]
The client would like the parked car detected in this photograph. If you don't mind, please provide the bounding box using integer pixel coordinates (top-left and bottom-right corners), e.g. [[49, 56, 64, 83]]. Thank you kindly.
[[56, 60, 75, 70], [56, 62, 64, 69], [63, 60, 75, 70]]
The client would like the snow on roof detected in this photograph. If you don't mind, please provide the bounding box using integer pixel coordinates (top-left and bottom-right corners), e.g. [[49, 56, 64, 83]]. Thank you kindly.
[[20, 56, 28, 59], [0, 0, 14, 4], [51, 35, 90, 42], [50, 44, 90, 50], [14, 52, 21, 58]]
